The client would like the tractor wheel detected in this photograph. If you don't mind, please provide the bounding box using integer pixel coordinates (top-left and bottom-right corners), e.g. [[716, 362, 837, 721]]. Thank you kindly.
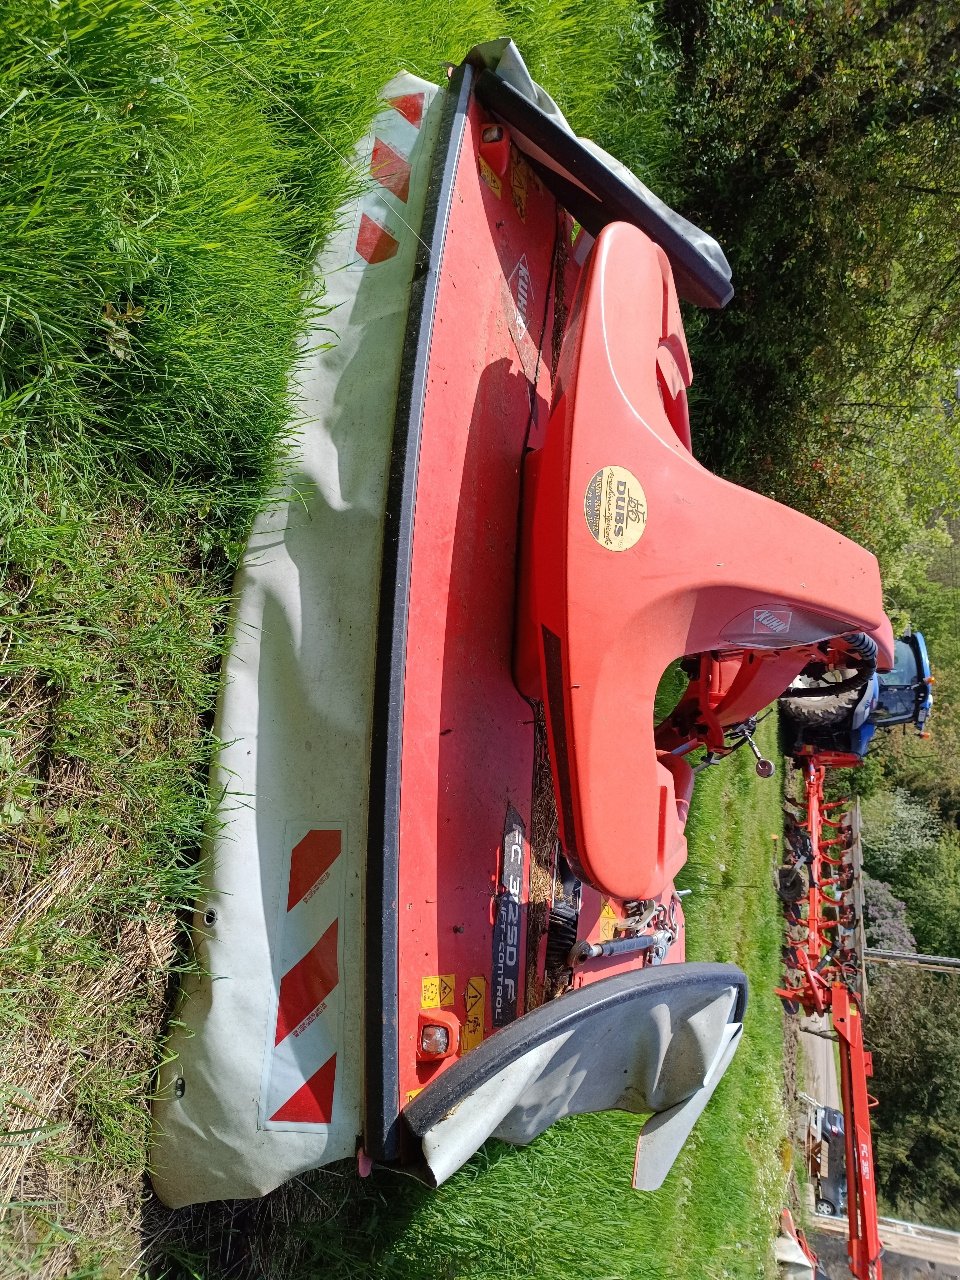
[[779, 680, 866, 729], [777, 866, 807, 904]]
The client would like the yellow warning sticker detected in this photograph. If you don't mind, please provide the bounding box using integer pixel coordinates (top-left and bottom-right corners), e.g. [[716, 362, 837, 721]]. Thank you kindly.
[[421, 973, 455, 1009], [479, 156, 502, 198], [570, 217, 582, 245], [462, 976, 486, 1052], [599, 900, 618, 942], [406, 1088, 423, 1102], [584, 465, 648, 553], [510, 150, 527, 222]]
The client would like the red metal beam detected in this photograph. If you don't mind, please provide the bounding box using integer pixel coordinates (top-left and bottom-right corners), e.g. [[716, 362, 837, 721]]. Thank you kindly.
[[832, 983, 884, 1280]]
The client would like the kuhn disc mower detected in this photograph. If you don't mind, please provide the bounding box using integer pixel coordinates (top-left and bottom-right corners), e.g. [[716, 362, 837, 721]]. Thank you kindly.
[[151, 43, 896, 1209]]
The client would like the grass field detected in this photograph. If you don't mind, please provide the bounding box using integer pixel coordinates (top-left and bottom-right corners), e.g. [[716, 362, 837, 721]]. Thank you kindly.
[[0, 2, 677, 1275], [154, 718, 788, 1280], [0, 3, 792, 1276]]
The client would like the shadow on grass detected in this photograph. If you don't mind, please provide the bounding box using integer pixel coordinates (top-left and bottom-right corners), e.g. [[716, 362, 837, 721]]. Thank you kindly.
[[142, 1161, 431, 1280]]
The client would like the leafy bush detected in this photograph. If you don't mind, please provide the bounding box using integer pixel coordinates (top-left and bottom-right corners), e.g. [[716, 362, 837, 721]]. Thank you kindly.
[[867, 966, 960, 1227], [654, 0, 960, 557], [862, 874, 916, 953], [861, 787, 943, 880]]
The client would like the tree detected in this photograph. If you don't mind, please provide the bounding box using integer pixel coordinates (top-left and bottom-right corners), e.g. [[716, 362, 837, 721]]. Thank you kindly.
[[866, 966, 960, 1226], [657, 1, 960, 533], [862, 874, 916, 953]]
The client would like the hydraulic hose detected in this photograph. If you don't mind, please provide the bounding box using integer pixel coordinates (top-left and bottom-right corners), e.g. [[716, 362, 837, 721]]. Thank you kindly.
[[785, 632, 878, 698], [842, 631, 879, 670]]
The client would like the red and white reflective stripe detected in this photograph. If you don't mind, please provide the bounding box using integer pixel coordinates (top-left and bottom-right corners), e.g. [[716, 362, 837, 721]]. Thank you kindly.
[[388, 91, 424, 129], [370, 136, 412, 203], [353, 92, 426, 266], [260, 827, 344, 1129], [356, 212, 400, 265]]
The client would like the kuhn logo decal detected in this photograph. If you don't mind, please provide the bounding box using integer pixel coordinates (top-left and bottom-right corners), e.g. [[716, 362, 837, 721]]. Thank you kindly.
[[492, 806, 526, 1027], [753, 607, 792, 635], [584, 466, 647, 552], [510, 149, 528, 221]]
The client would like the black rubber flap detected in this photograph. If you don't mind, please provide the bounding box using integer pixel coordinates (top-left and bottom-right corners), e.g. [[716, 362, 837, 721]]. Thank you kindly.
[[474, 69, 733, 310]]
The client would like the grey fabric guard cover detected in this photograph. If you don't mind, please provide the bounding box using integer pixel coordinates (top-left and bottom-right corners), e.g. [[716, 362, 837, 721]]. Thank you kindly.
[[149, 73, 442, 1208]]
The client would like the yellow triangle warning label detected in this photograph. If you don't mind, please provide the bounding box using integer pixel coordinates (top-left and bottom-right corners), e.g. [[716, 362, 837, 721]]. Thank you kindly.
[[600, 900, 618, 942], [421, 974, 456, 1009], [463, 977, 486, 1052]]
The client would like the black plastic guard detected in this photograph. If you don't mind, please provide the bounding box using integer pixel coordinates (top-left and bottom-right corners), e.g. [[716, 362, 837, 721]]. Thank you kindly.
[[402, 962, 748, 1187], [474, 69, 734, 310]]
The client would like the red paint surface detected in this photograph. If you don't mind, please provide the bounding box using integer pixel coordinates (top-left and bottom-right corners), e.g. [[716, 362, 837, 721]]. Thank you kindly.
[[391, 94, 688, 1112], [394, 97, 558, 1107]]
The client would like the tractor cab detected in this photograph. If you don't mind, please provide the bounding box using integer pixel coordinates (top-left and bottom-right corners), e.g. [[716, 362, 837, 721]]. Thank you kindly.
[[781, 630, 932, 763], [872, 632, 932, 732]]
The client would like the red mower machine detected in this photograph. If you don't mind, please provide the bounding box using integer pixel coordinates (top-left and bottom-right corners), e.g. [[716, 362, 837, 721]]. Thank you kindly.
[[152, 43, 900, 1211]]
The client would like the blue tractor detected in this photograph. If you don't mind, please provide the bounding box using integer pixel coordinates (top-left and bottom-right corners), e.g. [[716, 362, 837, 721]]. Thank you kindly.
[[779, 631, 933, 762]]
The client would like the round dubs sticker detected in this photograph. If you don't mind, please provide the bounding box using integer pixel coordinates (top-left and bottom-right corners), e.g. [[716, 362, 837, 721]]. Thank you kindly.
[[584, 466, 647, 552]]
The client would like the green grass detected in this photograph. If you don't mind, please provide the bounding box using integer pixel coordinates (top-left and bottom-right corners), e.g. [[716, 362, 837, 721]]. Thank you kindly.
[[157, 719, 787, 1280], [0, 1, 676, 1275]]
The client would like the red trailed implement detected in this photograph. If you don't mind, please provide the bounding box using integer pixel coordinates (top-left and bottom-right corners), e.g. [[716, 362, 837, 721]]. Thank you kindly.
[[776, 765, 883, 1278], [153, 43, 902, 1210]]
